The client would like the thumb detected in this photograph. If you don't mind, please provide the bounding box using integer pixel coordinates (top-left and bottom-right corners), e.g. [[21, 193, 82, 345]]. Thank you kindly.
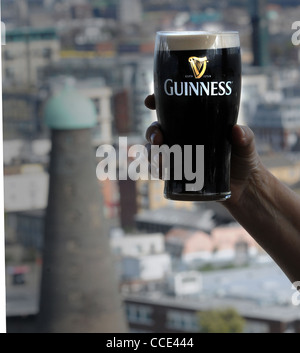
[[230, 125, 261, 185], [231, 125, 257, 159]]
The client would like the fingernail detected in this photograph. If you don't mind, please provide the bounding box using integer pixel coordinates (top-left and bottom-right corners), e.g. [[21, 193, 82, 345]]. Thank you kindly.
[[150, 133, 156, 144]]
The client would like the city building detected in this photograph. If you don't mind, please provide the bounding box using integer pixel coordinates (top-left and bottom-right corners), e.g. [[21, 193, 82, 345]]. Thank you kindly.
[[261, 154, 300, 188], [47, 77, 114, 144], [121, 253, 171, 282], [251, 98, 300, 152], [166, 271, 203, 298], [118, 178, 138, 229], [3, 208, 45, 254], [131, 59, 156, 136], [110, 230, 170, 282], [118, 0, 143, 26], [110, 230, 165, 257], [4, 164, 49, 212], [14, 210, 45, 252], [43, 56, 155, 138], [135, 206, 216, 234], [137, 179, 195, 212], [123, 291, 300, 333], [100, 179, 120, 222], [2, 88, 47, 140], [3, 138, 51, 166], [165, 224, 260, 270], [123, 262, 300, 333], [4, 0, 300, 334], [113, 88, 131, 135], [239, 70, 269, 126], [165, 228, 213, 269], [2, 27, 60, 87], [241, 67, 300, 153], [77, 80, 114, 144]]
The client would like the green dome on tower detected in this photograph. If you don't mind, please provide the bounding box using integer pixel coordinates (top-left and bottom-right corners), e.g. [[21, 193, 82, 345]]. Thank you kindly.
[[44, 85, 97, 130]]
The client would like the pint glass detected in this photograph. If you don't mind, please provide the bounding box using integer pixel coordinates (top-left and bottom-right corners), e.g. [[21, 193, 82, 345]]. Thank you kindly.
[[153, 31, 241, 201]]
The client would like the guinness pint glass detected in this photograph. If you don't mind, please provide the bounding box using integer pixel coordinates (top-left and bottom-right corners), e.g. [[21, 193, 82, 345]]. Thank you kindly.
[[154, 31, 241, 201]]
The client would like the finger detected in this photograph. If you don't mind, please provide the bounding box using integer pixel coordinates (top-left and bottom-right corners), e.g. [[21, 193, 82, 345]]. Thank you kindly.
[[145, 142, 162, 166], [144, 94, 156, 110], [145, 142, 163, 180], [231, 125, 256, 158], [145, 122, 164, 145], [145, 142, 152, 163]]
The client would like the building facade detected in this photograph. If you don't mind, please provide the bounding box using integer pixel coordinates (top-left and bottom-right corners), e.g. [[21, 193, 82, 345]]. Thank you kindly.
[[2, 27, 60, 87], [124, 293, 300, 333]]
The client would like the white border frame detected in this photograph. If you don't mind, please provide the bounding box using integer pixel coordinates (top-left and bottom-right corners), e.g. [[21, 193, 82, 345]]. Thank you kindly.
[[0, 4, 7, 333]]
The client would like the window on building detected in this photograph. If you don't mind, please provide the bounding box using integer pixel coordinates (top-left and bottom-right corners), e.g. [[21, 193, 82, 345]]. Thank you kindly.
[[149, 243, 156, 254], [166, 310, 199, 332], [5, 67, 14, 80], [92, 98, 100, 115], [4, 50, 14, 60], [125, 303, 153, 325], [42, 48, 52, 59], [243, 320, 270, 333]]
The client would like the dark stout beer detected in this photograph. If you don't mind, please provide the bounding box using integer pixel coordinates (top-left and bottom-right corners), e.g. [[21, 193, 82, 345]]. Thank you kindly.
[[154, 31, 241, 201]]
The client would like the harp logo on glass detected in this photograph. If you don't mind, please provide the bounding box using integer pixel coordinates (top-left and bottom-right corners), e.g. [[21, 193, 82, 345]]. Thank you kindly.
[[188, 56, 209, 79], [163, 54, 233, 97]]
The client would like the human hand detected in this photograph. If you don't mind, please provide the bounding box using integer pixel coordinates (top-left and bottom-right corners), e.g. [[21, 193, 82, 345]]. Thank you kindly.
[[144, 94, 263, 206]]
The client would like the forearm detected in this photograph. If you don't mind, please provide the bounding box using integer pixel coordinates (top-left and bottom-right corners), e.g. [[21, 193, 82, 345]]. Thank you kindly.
[[225, 163, 300, 283]]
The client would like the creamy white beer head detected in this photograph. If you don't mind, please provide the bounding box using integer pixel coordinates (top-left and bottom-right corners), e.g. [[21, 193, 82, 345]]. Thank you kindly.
[[156, 31, 240, 51]]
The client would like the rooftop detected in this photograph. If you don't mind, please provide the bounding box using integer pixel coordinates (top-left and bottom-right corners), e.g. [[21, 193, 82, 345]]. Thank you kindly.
[[124, 262, 300, 322], [6, 27, 58, 42], [135, 207, 216, 234]]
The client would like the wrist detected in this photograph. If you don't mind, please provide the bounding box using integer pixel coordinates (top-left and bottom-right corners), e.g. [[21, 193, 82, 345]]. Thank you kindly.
[[223, 160, 278, 250], [225, 159, 273, 211]]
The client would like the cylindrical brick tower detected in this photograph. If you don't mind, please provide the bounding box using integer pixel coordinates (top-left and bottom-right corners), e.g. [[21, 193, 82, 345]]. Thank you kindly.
[[38, 85, 127, 333]]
